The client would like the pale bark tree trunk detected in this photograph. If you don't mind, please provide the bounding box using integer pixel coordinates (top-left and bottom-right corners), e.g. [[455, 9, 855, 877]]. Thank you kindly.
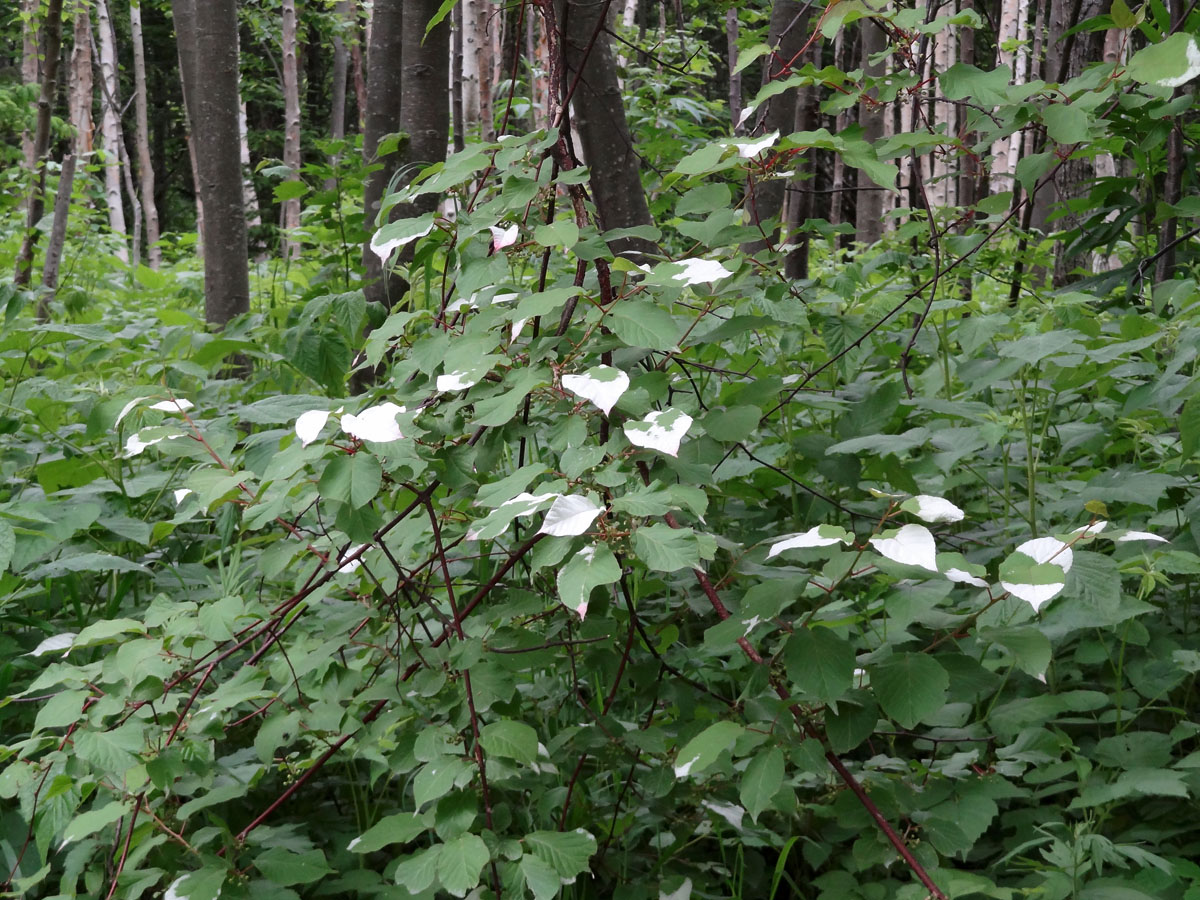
[[990, 0, 1031, 194], [20, 0, 40, 187], [96, 0, 129, 264], [281, 0, 302, 260], [929, 4, 956, 210], [856, 20, 887, 246], [39, 5, 93, 316], [130, 0, 161, 269], [743, 0, 805, 254], [239, 99, 262, 234], [361, 0, 404, 310], [172, 0, 251, 328], [499, 0, 526, 132], [14, 0, 65, 286], [559, 0, 657, 260]]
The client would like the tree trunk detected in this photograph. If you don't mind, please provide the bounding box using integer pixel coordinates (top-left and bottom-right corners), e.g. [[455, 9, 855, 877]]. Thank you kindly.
[[397, 0, 451, 219], [1029, 0, 1106, 286], [14, 0, 65, 287], [727, 9, 742, 131], [990, 0, 1031, 194], [453, 1, 466, 152], [172, 0, 251, 328], [500, 0, 526, 131], [929, 3, 956, 210], [130, 0, 161, 269], [96, 0, 129, 264], [20, 0, 40, 187], [559, 0, 656, 260], [281, 0, 302, 260], [239, 99, 262, 236], [475, 0, 495, 141], [39, 6, 93, 316], [743, 0, 805, 254], [856, 19, 887, 247], [349, 10, 367, 132], [361, 0, 404, 310], [329, 0, 350, 145]]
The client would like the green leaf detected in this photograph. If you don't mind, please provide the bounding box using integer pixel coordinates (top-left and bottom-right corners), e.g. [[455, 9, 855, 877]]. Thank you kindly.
[[524, 829, 597, 879], [61, 800, 131, 847], [394, 846, 442, 894], [700, 405, 761, 442], [436, 833, 489, 898], [413, 758, 471, 810], [163, 869, 226, 900], [1109, 0, 1141, 28], [0, 518, 13, 573], [871, 653, 949, 729], [254, 848, 331, 886], [73, 724, 144, 774], [254, 712, 301, 764], [981, 626, 1051, 678], [1181, 394, 1200, 460], [632, 524, 703, 572], [1126, 33, 1200, 88], [1042, 103, 1090, 144], [479, 720, 538, 764], [607, 301, 680, 351], [674, 721, 743, 779], [348, 813, 427, 853], [556, 543, 621, 619], [34, 689, 89, 734], [785, 627, 855, 703], [740, 747, 784, 822], [533, 220, 579, 248], [319, 453, 382, 509], [520, 854, 562, 900], [25, 553, 150, 579]]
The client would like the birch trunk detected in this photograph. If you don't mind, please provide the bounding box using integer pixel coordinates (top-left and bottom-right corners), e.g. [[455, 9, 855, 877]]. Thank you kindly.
[[281, 0, 302, 259], [929, 4, 956, 210], [14, 0, 65, 286], [130, 0, 161, 269], [96, 0, 129, 264], [990, 0, 1030, 194], [40, 7, 93, 313], [239, 100, 261, 233]]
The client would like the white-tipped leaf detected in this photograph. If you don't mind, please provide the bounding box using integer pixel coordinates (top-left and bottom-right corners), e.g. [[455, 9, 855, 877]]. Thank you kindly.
[[624, 408, 693, 457], [341, 403, 405, 443], [149, 398, 194, 413], [869, 524, 939, 572], [735, 131, 779, 158], [901, 495, 964, 523], [28, 632, 77, 657], [115, 396, 151, 427], [294, 409, 331, 447], [437, 370, 480, 392], [489, 224, 519, 249], [561, 366, 630, 416], [671, 258, 733, 285], [1115, 530, 1169, 543], [999, 536, 1073, 612], [766, 524, 853, 559], [538, 494, 603, 537]]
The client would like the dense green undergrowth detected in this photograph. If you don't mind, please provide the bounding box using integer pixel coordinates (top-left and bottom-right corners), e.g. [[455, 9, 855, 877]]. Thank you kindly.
[[2, 22, 1200, 900]]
